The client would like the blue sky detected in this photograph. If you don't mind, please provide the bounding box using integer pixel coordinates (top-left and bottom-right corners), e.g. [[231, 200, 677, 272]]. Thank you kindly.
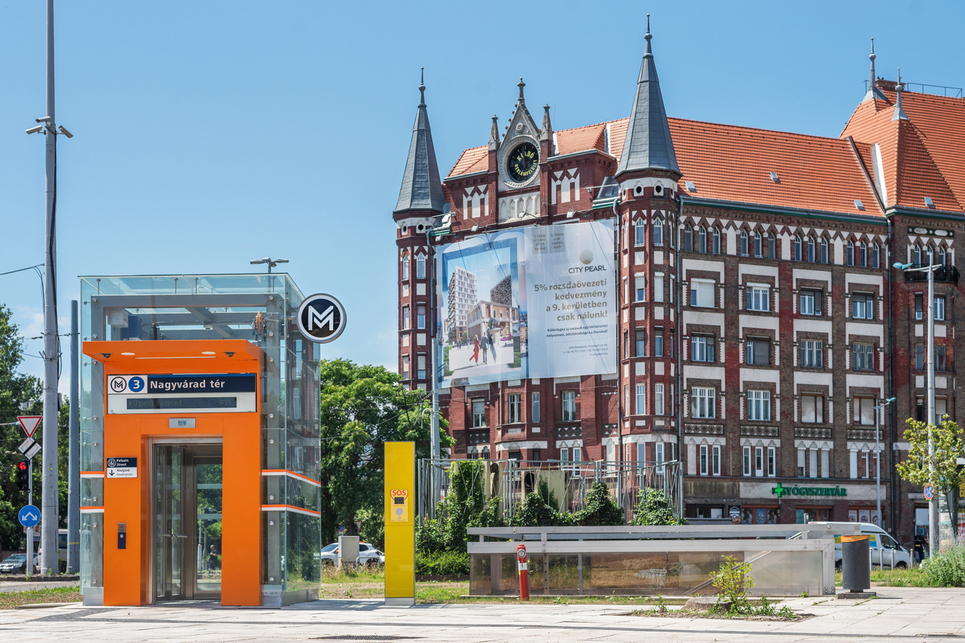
[[1, 0, 963, 393]]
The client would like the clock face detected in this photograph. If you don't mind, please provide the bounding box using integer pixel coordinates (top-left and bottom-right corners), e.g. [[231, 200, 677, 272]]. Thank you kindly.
[[507, 142, 539, 183]]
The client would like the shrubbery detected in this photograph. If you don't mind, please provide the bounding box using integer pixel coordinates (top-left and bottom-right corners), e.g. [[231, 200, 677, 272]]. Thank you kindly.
[[922, 542, 965, 586], [416, 551, 471, 576], [631, 488, 685, 526]]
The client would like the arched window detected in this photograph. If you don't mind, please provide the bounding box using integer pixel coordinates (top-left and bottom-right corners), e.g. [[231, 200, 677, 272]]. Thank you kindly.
[[873, 243, 881, 269], [698, 226, 707, 253], [767, 232, 776, 259], [416, 254, 426, 279], [683, 224, 693, 252], [820, 239, 829, 264], [712, 227, 721, 254], [402, 255, 410, 280], [913, 245, 922, 267], [926, 246, 934, 267], [938, 247, 946, 266], [653, 218, 663, 246], [859, 241, 867, 268], [754, 232, 762, 257], [740, 230, 748, 256], [635, 220, 646, 246], [847, 240, 854, 266], [807, 236, 815, 263], [794, 235, 802, 261]]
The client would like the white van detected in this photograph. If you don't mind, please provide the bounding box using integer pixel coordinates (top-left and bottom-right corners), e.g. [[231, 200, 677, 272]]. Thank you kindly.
[[809, 522, 912, 569]]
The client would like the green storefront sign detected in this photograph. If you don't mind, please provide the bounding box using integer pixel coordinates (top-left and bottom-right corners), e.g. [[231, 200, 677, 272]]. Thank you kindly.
[[772, 483, 847, 498]]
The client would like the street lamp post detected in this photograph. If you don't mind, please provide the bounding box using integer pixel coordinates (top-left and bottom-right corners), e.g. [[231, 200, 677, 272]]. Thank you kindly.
[[249, 257, 289, 274], [894, 260, 940, 554], [874, 397, 896, 529]]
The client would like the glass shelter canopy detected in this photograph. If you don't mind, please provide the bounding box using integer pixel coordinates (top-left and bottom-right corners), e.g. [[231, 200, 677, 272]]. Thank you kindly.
[[79, 274, 321, 606]]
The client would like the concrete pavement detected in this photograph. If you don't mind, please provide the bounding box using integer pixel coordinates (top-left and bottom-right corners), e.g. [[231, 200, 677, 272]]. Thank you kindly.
[[1, 587, 964, 641]]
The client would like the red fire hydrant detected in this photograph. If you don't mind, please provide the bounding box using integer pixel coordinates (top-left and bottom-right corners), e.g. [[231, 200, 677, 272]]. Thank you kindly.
[[516, 543, 529, 601]]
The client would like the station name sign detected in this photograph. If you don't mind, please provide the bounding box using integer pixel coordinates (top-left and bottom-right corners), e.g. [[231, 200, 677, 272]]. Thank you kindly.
[[107, 374, 256, 414], [772, 483, 847, 498]]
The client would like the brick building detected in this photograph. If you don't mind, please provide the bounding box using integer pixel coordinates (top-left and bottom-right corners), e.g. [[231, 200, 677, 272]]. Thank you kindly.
[[393, 31, 965, 548]]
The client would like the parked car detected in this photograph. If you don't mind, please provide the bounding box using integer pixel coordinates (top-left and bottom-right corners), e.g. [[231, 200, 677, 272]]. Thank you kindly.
[[0, 553, 39, 574], [320, 541, 385, 567], [809, 521, 912, 568]]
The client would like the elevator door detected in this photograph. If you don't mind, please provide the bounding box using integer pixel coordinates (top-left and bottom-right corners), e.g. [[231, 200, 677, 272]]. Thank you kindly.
[[153, 443, 223, 602]]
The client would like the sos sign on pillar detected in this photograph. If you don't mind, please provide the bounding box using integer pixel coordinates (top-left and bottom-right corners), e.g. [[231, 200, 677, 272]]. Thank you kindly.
[[384, 442, 415, 607]]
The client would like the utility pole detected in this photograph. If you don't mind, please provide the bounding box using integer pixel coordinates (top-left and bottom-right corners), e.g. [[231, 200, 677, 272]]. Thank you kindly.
[[68, 300, 80, 573], [40, 0, 60, 574]]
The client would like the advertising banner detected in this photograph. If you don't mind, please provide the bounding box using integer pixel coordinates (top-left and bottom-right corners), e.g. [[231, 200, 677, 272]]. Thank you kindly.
[[436, 220, 615, 387]]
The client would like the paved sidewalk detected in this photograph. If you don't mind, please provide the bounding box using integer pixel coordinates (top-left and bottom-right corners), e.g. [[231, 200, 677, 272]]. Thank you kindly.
[[1, 588, 964, 641]]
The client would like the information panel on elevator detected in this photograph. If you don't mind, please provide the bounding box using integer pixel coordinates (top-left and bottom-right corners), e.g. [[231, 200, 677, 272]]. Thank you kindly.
[[436, 220, 616, 387], [107, 374, 257, 414]]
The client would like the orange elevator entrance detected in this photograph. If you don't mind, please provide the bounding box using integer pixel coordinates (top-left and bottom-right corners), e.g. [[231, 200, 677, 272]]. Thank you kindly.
[[84, 340, 263, 606]]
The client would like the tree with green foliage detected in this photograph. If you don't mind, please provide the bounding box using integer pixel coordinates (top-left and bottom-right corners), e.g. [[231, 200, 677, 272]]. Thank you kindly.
[[896, 416, 965, 505], [630, 488, 684, 526], [571, 481, 624, 526], [318, 359, 452, 546], [0, 304, 43, 551]]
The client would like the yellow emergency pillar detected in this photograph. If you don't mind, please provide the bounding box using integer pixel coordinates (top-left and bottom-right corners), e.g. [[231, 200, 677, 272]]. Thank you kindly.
[[384, 441, 415, 606]]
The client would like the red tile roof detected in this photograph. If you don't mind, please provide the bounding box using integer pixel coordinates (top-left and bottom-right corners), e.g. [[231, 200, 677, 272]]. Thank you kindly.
[[842, 89, 965, 212], [669, 118, 884, 217], [445, 87, 965, 217]]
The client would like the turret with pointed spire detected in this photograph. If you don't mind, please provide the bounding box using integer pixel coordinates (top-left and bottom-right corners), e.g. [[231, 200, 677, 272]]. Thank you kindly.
[[863, 37, 887, 104], [892, 68, 909, 121], [489, 115, 500, 150], [394, 68, 445, 214], [616, 14, 680, 178]]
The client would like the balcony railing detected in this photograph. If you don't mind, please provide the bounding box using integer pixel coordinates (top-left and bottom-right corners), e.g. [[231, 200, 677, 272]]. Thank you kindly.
[[903, 265, 960, 285]]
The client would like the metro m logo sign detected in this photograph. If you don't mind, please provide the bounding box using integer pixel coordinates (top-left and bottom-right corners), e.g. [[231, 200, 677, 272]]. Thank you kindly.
[[297, 293, 347, 344]]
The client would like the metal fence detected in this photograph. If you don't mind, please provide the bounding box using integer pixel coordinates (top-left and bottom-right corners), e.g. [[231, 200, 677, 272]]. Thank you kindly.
[[417, 458, 682, 526]]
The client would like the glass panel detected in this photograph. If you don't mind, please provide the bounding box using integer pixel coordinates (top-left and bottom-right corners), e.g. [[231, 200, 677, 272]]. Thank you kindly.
[[154, 445, 184, 601], [285, 512, 321, 591], [195, 459, 223, 595], [469, 554, 492, 595], [80, 512, 104, 591]]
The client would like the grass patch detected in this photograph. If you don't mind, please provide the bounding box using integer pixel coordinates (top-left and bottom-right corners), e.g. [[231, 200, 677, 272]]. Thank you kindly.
[[0, 586, 81, 609], [836, 565, 943, 588]]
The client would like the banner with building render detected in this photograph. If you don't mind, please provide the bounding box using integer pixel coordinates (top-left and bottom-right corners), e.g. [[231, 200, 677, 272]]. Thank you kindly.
[[436, 220, 615, 387]]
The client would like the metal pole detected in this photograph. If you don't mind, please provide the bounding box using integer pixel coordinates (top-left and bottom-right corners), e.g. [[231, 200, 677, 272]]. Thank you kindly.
[[40, 0, 60, 576], [67, 300, 79, 573], [927, 265, 937, 555], [426, 230, 440, 508], [876, 401, 882, 528], [27, 460, 34, 579]]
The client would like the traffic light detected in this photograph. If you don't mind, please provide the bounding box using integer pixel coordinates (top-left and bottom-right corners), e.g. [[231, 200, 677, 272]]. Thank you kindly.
[[15, 460, 29, 491]]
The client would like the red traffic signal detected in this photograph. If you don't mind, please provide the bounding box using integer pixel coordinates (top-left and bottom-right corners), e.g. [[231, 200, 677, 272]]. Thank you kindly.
[[15, 460, 29, 491]]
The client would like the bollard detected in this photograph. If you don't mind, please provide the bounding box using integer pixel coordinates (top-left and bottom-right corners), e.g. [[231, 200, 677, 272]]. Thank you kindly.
[[516, 543, 529, 601], [839, 534, 875, 599]]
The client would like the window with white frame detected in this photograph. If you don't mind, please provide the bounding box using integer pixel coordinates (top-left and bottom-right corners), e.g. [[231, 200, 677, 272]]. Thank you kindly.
[[853, 397, 875, 426], [472, 399, 486, 427], [402, 305, 410, 330], [740, 230, 749, 256], [800, 289, 823, 316], [800, 339, 823, 368], [531, 393, 540, 423], [798, 447, 831, 478], [801, 394, 824, 423], [655, 328, 664, 357], [402, 355, 410, 380], [794, 235, 802, 261], [562, 390, 577, 421], [654, 273, 665, 302], [712, 227, 721, 254], [636, 384, 647, 415], [821, 238, 829, 264], [853, 343, 874, 371], [635, 220, 646, 246], [691, 334, 715, 362], [636, 277, 646, 302], [416, 255, 426, 279], [747, 390, 771, 422], [850, 448, 878, 479], [655, 442, 665, 473], [653, 218, 664, 246], [690, 280, 715, 308], [635, 329, 646, 357], [935, 296, 946, 321], [655, 383, 665, 416], [417, 304, 426, 329], [852, 293, 875, 320], [743, 445, 776, 477], [747, 285, 770, 312], [915, 293, 924, 320], [699, 444, 722, 476], [691, 387, 716, 419], [402, 256, 410, 280], [417, 354, 426, 380], [507, 394, 521, 424]]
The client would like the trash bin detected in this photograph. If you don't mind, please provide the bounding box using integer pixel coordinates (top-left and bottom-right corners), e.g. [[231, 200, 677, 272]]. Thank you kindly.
[[841, 534, 871, 593]]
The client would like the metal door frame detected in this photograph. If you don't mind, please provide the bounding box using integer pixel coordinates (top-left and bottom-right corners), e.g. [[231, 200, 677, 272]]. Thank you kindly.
[[148, 437, 223, 604]]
